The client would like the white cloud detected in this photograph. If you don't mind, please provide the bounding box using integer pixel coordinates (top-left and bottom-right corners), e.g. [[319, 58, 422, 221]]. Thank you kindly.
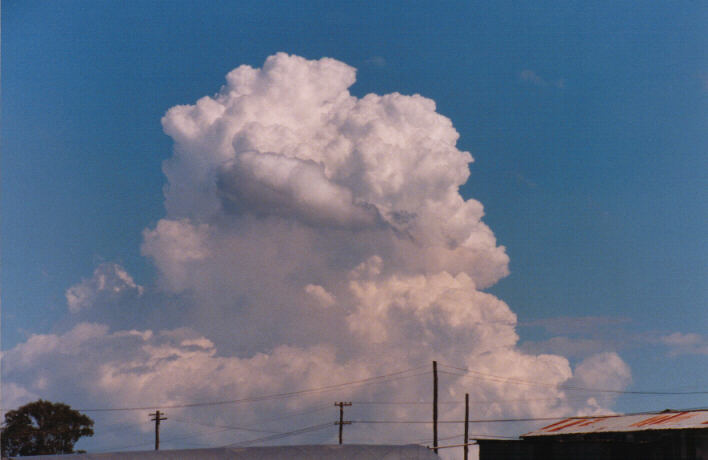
[[662, 332, 703, 346], [2, 324, 362, 429], [365, 56, 386, 67], [346, 259, 517, 346], [304, 284, 336, 308], [218, 152, 381, 228], [520, 69, 546, 86], [141, 220, 210, 292], [521, 316, 631, 335], [661, 332, 708, 356], [519, 316, 639, 360], [6, 54, 630, 456], [520, 69, 565, 89], [1, 382, 40, 413], [65, 264, 143, 313], [521, 336, 614, 359], [565, 352, 632, 414]]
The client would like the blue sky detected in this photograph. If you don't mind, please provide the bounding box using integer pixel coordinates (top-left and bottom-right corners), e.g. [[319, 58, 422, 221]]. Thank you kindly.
[[2, 1, 707, 454]]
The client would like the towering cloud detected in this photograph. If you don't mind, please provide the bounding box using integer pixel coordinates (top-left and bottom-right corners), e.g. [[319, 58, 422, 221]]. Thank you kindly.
[[4, 54, 630, 457]]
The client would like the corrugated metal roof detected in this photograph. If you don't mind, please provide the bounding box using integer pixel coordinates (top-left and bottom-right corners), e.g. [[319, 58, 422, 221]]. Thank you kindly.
[[523, 410, 708, 437], [11, 445, 439, 460]]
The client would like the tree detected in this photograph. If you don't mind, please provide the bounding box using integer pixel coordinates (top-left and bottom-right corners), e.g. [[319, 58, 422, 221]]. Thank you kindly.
[[1, 399, 94, 457]]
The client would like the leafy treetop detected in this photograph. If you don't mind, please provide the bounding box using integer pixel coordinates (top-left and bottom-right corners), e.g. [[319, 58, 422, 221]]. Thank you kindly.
[[1, 399, 94, 457]]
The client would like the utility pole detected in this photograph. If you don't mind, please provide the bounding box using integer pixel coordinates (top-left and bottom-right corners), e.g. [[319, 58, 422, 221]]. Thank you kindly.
[[334, 402, 352, 444], [149, 410, 167, 451], [433, 360, 438, 454], [464, 393, 469, 460]]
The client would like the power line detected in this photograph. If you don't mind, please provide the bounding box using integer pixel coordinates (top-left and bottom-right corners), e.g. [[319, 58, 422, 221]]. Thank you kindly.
[[88, 421, 153, 439], [73, 365, 429, 413], [94, 439, 158, 453], [415, 432, 518, 444], [225, 422, 333, 447], [77, 405, 335, 453], [95, 418, 332, 453], [92, 403, 708, 454], [154, 427, 240, 447], [233, 403, 333, 426], [170, 417, 279, 434], [350, 418, 576, 424], [433, 441, 479, 450], [351, 401, 458, 405], [351, 407, 708, 425], [17, 361, 704, 416], [351, 393, 627, 406], [346, 400, 488, 405], [95, 425, 246, 453], [418, 433, 465, 444], [169, 403, 333, 434], [437, 363, 708, 395]]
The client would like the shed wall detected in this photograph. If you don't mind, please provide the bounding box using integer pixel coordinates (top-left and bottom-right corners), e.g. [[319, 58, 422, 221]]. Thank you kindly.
[[479, 430, 708, 460]]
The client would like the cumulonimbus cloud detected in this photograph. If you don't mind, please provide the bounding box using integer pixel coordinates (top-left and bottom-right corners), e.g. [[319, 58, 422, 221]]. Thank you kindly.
[[5, 54, 629, 457]]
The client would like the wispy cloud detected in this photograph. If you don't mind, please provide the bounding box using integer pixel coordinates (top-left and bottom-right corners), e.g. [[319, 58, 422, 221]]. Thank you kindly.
[[365, 56, 386, 67], [661, 332, 708, 356], [521, 336, 615, 359], [519, 69, 565, 89], [521, 316, 631, 335], [522, 315, 708, 359], [519, 316, 640, 361]]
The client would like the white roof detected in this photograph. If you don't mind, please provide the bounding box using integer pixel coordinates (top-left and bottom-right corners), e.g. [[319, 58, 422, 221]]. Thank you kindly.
[[523, 410, 708, 437], [13, 445, 439, 460]]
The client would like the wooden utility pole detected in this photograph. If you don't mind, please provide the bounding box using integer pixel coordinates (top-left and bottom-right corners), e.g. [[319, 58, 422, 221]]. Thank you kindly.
[[433, 360, 438, 454], [334, 402, 352, 444], [464, 393, 469, 460], [149, 410, 167, 451]]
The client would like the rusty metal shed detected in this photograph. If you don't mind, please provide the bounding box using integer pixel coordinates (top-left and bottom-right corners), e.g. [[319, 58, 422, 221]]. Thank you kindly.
[[477, 409, 708, 460], [524, 410, 708, 437]]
